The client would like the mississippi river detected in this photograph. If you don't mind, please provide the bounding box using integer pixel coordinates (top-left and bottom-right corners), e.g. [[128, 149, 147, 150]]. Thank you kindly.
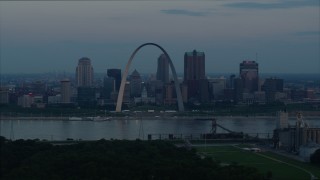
[[1, 116, 319, 140]]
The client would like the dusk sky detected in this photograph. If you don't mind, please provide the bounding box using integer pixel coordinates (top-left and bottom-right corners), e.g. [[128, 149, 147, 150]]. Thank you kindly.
[[0, 0, 319, 75]]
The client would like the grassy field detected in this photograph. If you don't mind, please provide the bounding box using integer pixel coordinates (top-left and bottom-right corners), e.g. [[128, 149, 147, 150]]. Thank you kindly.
[[197, 145, 320, 180]]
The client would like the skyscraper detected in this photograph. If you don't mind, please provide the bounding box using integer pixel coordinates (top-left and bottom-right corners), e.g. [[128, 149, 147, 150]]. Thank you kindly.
[[240, 60, 259, 93], [107, 69, 121, 92], [184, 50, 206, 102], [164, 82, 176, 105], [60, 78, 71, 103], [130, 69, 142, 98], [76, 57, 94, 87], [229, 74, 236, 89], [209, 77, 226, 101], [156, 54, 169, 83], [102, 77, 115, 99], [184, 50, 205, 81]]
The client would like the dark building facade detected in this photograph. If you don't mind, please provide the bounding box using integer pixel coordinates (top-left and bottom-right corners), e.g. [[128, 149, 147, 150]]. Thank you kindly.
[[291, 89, 306, 102], [156, 54, 169, 84], [262, 78, 284, 103], [234, 77, 243, 103], [60, 79, 71, 103], [77, 87, 96, 107], [107, 69, 121, 92], [130, 69, 142, 98], [240, 61, 259, 93], [102, 77, 115, 99], [199, 79, 209, 103], [184, 50, 207, 102], [146, 80, 164, 105], [184, 50, 205, 81], [164, 82, 177, 105], [229, 74, 236, 89]]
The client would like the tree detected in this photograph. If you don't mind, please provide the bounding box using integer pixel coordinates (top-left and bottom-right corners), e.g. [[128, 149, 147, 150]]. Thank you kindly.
[[1, 138, 264, 179], [310, 148, 320, 165]]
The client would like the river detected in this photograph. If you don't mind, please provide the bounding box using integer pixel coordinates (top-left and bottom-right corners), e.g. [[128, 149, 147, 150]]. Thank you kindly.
[[1, 116, 319, 140]]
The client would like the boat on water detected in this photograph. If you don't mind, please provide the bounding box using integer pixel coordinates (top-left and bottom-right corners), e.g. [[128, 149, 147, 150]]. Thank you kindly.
[[68, 117, 83, 121], [90, 110, 111, 121], [93, 116, 111, 121], [86, 116, 111, 121]]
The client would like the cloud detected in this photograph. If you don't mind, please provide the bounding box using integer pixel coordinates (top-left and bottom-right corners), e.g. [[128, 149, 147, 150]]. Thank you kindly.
[[160, 9, 208, 17], [224, 0, 318, 10]]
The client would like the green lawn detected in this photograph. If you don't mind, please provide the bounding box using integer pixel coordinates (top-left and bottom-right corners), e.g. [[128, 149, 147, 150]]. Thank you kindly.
[[197, 145, 320, 180], [262, 151, 320, 178]]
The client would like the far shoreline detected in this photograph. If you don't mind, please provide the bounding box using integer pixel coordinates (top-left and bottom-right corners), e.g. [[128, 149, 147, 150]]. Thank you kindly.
[[1, 115, 319, 121]]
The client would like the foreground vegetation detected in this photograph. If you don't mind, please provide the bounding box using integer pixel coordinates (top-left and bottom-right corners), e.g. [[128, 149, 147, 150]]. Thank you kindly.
[[0, 137, 265, 179], [197, 145, 320, 180]]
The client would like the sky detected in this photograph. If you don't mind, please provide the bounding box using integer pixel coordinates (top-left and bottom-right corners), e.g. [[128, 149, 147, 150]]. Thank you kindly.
[[0, 0, 319, 75]]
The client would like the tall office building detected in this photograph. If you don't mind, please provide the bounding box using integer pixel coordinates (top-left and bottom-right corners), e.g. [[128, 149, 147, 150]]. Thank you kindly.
[[184, 50, 206, 102], [107, 69, 121, 92], [130, 69, 142, 98], [60, 79, 71, 103], [102, 77, 115, 99], [184, 50, 205, 81], [164, 82, 176, 105], [76, 57, 94, 87], [156, 54, 169, 83], [229, 74, 236, 89], [209, 77, 227, 101], [240, 60, 259, 93]]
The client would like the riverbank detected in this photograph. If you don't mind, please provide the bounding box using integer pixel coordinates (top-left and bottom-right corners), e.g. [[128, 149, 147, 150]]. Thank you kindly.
[[1, 115, 319, 121]]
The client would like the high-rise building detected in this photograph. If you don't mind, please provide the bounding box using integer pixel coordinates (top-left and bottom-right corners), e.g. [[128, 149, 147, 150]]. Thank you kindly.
[[60, 79, 71, 103], [146, 80, 164, 105], [240, 60, 259, 93], [209, 77, 227, 101], [156, 54, 169, 83], [76, 57, 94, 87], [130, 69, 142, 98], [123, 82, 131, 104], [164, 82, 176, 105], [102, 77, 115, 99], [107, 69, 121, 92], [229, 74, 236, 89], [184, 50, 206, 102], [184, 50, 205, 81]]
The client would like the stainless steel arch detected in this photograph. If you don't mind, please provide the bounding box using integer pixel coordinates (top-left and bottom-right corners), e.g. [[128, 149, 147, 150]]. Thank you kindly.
[[116, 43, 184, 112]]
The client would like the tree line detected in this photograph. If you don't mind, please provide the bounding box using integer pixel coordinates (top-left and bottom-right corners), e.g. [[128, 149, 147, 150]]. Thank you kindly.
[[1, 137, 266, 179]]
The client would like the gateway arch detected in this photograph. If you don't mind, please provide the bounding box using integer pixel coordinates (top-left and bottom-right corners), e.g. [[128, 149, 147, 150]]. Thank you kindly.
[[116, 43, 184, 112]]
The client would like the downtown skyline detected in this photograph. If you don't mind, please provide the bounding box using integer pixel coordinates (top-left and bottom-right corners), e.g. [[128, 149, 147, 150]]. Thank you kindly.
[[0, 0, 319, 74]]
